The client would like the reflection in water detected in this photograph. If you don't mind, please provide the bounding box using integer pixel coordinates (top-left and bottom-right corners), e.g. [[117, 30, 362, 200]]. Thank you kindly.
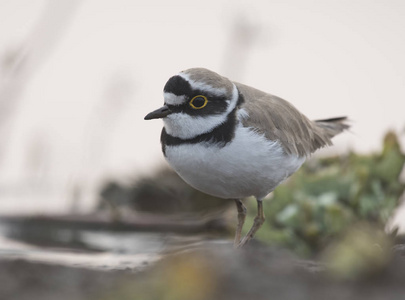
[[0, 228, 163, 270], [0, 220, 225, 270]]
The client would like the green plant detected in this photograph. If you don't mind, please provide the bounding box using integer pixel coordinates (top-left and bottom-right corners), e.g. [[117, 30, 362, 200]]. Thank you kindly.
[[246, 131, 405, 257]]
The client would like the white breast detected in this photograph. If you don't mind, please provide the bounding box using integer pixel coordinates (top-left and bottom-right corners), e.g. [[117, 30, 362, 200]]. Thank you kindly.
[[164, 125, 305, 200]]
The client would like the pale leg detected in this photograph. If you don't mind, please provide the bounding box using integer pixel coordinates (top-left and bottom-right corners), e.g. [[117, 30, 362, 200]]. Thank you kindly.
[[233, 199, 247, 248], [238, 199, 265, 248]]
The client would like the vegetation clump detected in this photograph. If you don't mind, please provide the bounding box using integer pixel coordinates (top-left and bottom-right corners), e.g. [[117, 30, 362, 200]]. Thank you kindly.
[[247, 131, 405, 256]]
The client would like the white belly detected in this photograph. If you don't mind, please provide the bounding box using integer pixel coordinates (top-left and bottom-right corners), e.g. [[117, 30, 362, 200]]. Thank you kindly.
[[164, 125, 305, 200]]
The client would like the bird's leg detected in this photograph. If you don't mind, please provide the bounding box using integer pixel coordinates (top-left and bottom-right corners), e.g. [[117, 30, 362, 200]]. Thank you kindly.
[[233, 199, 247, 248], [238, 199, 265, 248]]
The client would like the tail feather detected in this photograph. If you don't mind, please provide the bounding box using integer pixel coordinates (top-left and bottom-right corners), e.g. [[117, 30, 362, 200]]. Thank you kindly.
[[314, 116, 350, 139]]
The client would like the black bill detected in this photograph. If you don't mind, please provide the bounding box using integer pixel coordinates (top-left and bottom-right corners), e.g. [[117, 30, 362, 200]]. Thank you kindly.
[[144, 105, 172, 120]]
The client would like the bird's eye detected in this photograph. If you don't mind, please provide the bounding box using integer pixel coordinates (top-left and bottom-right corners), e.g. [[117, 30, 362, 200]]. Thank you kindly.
[[189, 95, 208, 109]]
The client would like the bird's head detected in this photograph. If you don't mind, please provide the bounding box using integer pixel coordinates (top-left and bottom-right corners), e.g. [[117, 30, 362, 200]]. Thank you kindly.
[[144, 68, 240, 139]]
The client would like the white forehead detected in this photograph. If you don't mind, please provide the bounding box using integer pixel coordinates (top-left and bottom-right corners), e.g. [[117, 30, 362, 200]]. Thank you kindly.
[[163, 71, 230, 106], [164, 92, 186, 106]]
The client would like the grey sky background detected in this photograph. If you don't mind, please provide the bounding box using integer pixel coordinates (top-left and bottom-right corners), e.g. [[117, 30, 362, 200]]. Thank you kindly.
[[0, 0, 404, 213]]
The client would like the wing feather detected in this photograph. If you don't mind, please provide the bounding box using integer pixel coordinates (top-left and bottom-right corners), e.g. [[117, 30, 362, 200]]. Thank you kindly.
[[235, 82, 348, 156]]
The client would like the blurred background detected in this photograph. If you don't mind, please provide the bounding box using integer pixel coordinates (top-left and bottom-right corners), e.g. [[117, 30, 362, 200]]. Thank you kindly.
[[1, 1, 405, 299], [0, 0, 405, 243], [0, 0, 404, 216]]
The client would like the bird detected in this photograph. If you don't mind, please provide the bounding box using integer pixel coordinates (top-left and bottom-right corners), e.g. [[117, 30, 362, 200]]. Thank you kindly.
[[144, 68, 349, 248]]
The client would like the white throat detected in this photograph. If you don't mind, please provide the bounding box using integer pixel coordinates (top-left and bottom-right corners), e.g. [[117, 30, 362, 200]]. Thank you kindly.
[[163, 83, 239, 139]]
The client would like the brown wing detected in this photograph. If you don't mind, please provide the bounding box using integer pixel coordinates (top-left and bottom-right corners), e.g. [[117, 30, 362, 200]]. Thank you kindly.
[[235, 82, 348, 157]]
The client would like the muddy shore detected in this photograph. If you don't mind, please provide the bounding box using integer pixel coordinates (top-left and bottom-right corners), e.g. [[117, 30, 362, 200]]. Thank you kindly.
[[2, 241, 405, 300]]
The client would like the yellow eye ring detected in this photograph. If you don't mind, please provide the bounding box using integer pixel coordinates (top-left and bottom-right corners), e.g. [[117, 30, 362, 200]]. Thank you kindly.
[[189, 95, 208, 109]]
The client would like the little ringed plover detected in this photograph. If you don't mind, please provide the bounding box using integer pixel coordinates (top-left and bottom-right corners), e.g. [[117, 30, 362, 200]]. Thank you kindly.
[[145, 68, 349, 248]]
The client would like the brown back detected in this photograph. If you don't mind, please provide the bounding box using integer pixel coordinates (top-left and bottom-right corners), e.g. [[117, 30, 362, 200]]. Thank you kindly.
[[236, 82, 349, 157]]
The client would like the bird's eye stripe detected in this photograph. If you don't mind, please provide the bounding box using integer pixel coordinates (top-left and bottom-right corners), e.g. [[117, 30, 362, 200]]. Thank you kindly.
[[189, 95, 208, 109]]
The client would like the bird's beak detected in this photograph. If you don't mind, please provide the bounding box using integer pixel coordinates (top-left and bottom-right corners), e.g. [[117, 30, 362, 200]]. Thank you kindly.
[[144, 105, 172, 120]]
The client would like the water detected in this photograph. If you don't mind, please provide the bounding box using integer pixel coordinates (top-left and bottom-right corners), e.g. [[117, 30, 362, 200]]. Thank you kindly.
[[0, 225, 166, 271], [0, 216, 221, 270]]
